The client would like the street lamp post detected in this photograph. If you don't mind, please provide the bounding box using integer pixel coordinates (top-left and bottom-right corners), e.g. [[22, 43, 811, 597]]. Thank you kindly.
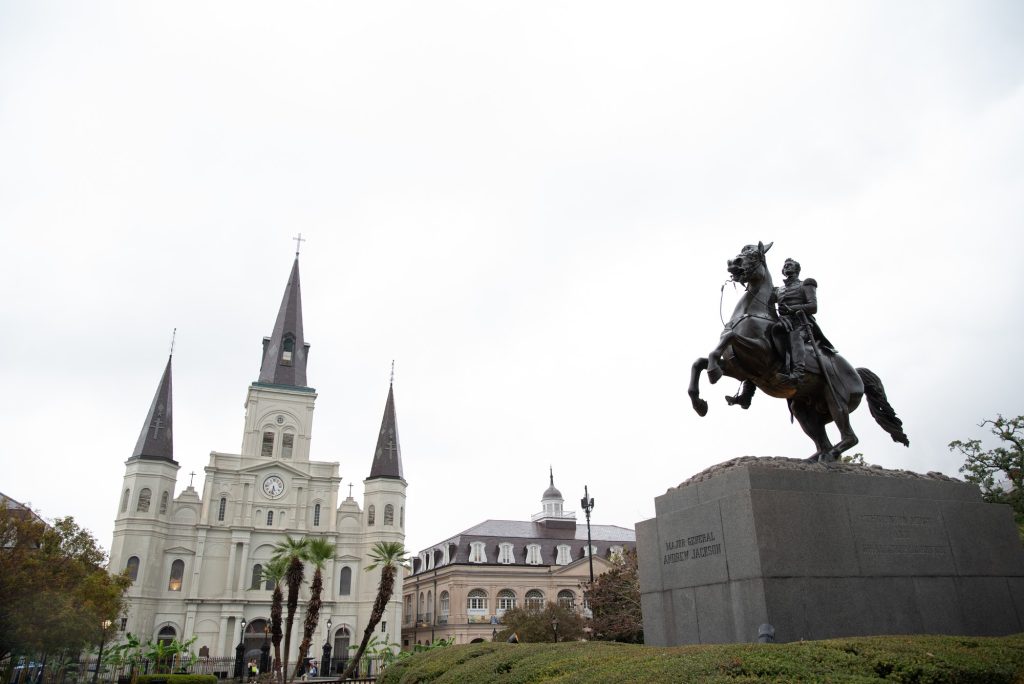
[[321, 618, 333, 676], [580, 486, 595, 585], [92, 620, 112, 684], [233, 618, 247, 680], [260, 624, 270, 674], [551, 617, 559, 643]]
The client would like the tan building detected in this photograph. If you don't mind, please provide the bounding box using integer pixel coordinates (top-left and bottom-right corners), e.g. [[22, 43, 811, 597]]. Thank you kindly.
[[401, 472, 635, 647]]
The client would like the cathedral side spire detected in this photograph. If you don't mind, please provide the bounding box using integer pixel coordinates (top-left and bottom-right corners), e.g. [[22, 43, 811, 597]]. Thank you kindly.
[[368, 380, 404, 480], [258, 256, 309, 387], [130, 355, 175, 462]]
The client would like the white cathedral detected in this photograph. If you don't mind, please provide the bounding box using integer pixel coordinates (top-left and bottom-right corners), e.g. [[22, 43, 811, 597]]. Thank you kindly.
[[108, 256, 407, 670]]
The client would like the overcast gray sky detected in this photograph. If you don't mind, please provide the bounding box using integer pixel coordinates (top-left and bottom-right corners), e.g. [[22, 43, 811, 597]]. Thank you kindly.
[[2, 1, 1022, 558]]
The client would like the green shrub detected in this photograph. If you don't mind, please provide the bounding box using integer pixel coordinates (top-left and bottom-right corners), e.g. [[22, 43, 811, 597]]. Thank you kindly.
[[136, 675, 217, 684], [378, 634, 1024, 684]]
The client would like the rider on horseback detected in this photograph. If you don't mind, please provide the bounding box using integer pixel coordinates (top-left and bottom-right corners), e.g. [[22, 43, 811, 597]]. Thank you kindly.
[[775, 258, 835, 385]]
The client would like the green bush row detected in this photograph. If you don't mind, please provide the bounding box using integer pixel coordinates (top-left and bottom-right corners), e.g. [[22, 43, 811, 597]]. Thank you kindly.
[[379, 633, 1024, 683], [136, 675, 218, 684]]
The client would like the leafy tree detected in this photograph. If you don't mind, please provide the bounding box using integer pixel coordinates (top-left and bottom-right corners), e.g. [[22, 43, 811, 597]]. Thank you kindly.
[[494, 602, 584, 643], [341, 542, 408, 681], [950, 415, 1024, 532], [256, 557, 288, 682], [0, 506, 129, 662], [271, 535, 308, 683], [587, 548, 643, 643], [294, 537, 333, 678]]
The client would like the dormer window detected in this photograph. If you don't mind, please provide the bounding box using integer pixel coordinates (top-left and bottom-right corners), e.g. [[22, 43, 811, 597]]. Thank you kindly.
[[498, 543, 514, 564], [469, 542, 487, 563], [526, 544, 542, 565], [281, 335, 295, 365], [556, 544, 572, 565]]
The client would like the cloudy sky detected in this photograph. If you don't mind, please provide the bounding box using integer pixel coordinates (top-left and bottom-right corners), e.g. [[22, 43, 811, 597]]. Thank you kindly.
[[2, 1, 1022, 558]]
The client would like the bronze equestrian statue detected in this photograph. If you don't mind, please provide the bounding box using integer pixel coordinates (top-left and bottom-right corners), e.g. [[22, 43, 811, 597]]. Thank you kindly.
[[688, 242, 909, 463]]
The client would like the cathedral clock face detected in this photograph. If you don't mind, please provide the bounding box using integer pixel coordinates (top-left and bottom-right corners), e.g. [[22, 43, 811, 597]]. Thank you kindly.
[[263, 475, 285, 499]]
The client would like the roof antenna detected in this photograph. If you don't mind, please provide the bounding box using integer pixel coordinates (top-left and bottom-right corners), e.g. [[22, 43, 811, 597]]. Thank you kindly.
[[390, 360, 395, 385], [292, 232, 306, 257], [550, 465, 554, 486], [169, 328, 177, 356]]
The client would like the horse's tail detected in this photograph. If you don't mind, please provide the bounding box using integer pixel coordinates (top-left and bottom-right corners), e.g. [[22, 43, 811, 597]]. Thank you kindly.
[[856, 368, 909, 447]]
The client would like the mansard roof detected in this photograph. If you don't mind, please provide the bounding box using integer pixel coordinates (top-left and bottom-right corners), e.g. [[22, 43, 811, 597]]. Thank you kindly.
[[130, 355, 175, 463], [456, 519, 636, 543], [258, 257, 309, 388]]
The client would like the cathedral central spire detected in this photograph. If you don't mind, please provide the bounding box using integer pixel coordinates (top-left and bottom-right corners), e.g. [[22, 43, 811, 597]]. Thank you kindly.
[[258, 256, 309, 387], [368, 379, 404, 480]]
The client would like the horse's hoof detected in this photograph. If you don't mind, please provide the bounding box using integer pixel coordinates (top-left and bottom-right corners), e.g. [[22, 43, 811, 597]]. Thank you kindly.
[[693, 399, 708, 417]]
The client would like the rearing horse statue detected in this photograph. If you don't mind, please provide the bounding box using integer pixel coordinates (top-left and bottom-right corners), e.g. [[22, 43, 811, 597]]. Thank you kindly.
[[688, 241, 909, 462]]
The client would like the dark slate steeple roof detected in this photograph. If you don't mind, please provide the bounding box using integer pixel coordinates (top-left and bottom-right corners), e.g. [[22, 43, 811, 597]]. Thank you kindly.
[[258, 257, 309, 387], [130, 355, 175, 462], [368, 382, 404, 480], [543, 467, 563, 499]]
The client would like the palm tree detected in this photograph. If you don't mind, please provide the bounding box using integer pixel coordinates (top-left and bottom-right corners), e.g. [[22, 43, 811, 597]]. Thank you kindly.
[[294, 538, 334, 678], [341, 542, 408, 681], [272, 536, 308, 683], [258, 557, 288, 683]]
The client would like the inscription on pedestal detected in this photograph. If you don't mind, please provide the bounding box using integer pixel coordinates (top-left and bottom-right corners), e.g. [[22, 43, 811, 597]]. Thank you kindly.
[[850, 502, 955, 574], [664, 531, 723, 564]]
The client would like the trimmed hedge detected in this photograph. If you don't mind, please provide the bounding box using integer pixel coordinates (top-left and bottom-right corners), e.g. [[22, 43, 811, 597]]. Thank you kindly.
[[136, 676, 218, 684], [378, 634, 1024, 683]]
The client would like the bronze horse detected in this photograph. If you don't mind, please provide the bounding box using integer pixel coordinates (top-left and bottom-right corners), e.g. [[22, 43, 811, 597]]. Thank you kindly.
[[688, 242, 909, 462]]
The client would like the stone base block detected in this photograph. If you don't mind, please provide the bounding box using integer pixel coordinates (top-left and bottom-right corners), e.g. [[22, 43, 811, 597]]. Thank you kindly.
[[637, 457, 1024, 644]]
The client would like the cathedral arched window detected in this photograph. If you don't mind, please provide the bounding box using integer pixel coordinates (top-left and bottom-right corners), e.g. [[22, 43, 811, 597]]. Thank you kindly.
[[137, 488, 151, 513], [121, 489, 130, 513], [261, 432, 275, 457], [367, 505, 375, 526], [159, 491, 169, 514], [168, 559, 184, 591], [384, 504, 394, 526], [125, 556, 140, 582], [266, 510, 274, 526], [558, 590, 576, 610], [251, 564, 263, 590], [217, 497, 227, 522], [400, 506, 404, 528], [157, 626, 176, 646], [525, 589, 544, 611], [281, 433, 294, 459], [313, 503, 321, 527], [339, 566, 352, 595]]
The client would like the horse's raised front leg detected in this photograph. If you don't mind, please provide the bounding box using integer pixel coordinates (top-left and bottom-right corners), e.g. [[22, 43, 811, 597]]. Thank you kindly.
[[689, 357, 709, 416], [706, 332, 734, 384], [725, 381, 756, 409]]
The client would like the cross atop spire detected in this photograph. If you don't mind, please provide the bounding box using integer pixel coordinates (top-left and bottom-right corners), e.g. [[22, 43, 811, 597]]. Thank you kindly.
[[293, 233, 306, 257], [169, 328, 177, 356], [390, 360, 395, 385]]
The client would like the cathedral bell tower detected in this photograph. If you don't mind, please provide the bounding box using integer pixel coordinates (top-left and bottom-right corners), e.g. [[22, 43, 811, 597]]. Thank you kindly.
[[240, 256, 317, 463]]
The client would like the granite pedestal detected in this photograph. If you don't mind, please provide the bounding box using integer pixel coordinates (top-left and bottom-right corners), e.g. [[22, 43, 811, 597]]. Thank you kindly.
[[636, 457, 1024, 645]]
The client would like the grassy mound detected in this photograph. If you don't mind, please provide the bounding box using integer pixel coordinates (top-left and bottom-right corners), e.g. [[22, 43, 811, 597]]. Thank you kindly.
[[379, 634, 1024, 683]]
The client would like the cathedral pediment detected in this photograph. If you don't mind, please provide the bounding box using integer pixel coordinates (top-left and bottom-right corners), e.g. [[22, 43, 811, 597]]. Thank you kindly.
[[337, 553, 362, 562], [164, 545, 196, 555], [238, 461, 311, 478]]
